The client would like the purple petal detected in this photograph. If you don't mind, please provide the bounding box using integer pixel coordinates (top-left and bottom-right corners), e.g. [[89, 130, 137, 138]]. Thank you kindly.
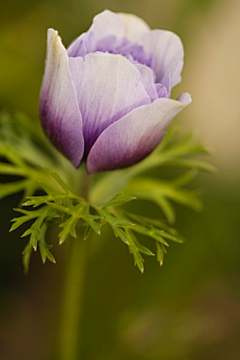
[[68, 52, 151, 154], [116, 42, 152, 66], [118, 13, 150, 42], [87, 95, 192, 174], [40, 29, 84, 167], [68, 10, 124, 57], [138, 30, 184, 89]]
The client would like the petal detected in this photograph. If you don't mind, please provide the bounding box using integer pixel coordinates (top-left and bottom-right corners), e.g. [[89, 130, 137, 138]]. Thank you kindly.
[[67, 32, 93, 58], [134, 64, 158, 101], [89, 10, 124, 43], [138, 30, 184, 89], [160, 69, 171, 96], [87, 95, 192, 174], [40, 29, 84, 167], [178, 92, 192, 104], [68, 10, 124, 56], [155, 83, 168, 98], [69, 52, 151, 153], [118, 13, 150, 42]]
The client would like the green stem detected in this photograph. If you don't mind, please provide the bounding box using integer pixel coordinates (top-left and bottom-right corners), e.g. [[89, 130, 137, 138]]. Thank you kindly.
[[58, 167, 90, 360], [58, 236, 88, 360]]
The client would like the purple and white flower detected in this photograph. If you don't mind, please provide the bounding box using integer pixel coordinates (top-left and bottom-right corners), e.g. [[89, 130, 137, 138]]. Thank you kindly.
[[40, 10, 191, 174]]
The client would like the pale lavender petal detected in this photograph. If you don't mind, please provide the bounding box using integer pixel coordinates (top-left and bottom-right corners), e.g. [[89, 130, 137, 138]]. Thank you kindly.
[[69, 52, 151, 154], [134, 64, 158, 101], [67, 31, 94, 57], [160, 69, 171, 95], [116, 42, 152, 66], [89, 10, 124, 44], [118, 13, 150, 42], [178, 92, 192, 104], [68, 10, 124, 57], [155, 83, 168, 98], [96, 35, 124, 52], [138, 30, 184, 89], [87, 96, 192, 174], [40, 29, 84, 167]]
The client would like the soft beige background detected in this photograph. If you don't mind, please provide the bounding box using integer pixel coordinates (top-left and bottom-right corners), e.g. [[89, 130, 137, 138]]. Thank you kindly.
[[183, 0, 240, 177]]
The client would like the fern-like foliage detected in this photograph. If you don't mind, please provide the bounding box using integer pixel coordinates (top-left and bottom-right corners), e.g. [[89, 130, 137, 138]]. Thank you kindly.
[[10, 172, 184, 273], [0, 112, 214, 272]]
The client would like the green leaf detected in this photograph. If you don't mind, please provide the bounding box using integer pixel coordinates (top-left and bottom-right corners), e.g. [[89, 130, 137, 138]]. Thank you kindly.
[[160, 231, 184, 244], [156, 242, 167, 266], [0, 111, 58, 168], [22, 242, 33, 274], [127, 230, 154, 273], [94, 206, 130, 244], [0, 179, 35, 200], [42, 166, 76, 196], [23, 195, 51, 208], [101, 194, 136, 207], [170, 169, 198, 187], [59, 215, 80, 244], [10, 208, 43, 232], [124, 176, 203, 221], [29, 209, 54, 250], [39, 224, 56, 264], [127, 231, 144, 272], [83, 225, 91, 240], [170, 158, 216, 173], [153, 197, 176, 224], [81, 206, 102, 235], [129, 224, 169, 247], [123, 212, 184, 244]]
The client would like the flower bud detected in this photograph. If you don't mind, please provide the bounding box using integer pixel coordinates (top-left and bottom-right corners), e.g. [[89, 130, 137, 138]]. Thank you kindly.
[[40, 10, 191, 174]]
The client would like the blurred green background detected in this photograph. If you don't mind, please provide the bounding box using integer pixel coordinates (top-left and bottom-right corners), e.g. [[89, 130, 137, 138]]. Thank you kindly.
[[1, 0, 240, 359]]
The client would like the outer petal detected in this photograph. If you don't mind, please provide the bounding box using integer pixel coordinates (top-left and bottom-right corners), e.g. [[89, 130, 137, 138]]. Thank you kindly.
[[87, 95, 192, 174], [68, 52, 151, 153], [138, 30, 184, 89], [68, 10, 125, 56], [40, 29, 84, 167], [118, 13, 150, 42]]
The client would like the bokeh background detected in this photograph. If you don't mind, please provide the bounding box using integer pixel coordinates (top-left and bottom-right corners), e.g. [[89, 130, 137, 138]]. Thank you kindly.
[[1, 0, 240, 359]]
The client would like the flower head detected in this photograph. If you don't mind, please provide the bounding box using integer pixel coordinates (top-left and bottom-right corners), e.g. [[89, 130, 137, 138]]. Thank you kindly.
[[40, 10, 191, 174]]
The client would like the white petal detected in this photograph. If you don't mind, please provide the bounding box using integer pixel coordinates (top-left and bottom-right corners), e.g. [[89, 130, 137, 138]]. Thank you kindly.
[[90, 10, 125, 43], [118, 13, 150, 42]]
